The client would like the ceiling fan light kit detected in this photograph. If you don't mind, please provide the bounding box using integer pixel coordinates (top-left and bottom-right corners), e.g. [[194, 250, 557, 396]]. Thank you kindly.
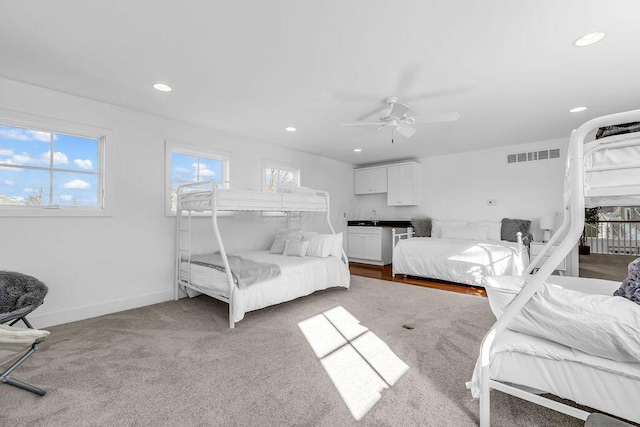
[[340, 95, 459, 143]]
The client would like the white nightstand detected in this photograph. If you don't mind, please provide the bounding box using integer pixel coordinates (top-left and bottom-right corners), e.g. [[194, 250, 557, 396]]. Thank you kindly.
[[529, 242, 567, 275]]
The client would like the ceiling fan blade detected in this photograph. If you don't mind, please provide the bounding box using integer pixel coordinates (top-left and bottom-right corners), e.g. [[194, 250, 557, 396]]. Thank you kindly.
[[339, 122, 382, 127], [396, 123, 416, 138], [355, 106, 392, 122], [353, 125, 386, 139], [414, 111, 460, 124], [389, 102, 409, 118]]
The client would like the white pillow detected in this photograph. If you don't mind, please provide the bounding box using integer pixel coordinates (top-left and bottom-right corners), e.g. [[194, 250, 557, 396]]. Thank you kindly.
[[475, 222, 502, 241], [440, 224, 488, 241], [269, 230, 303, 254], [307, 234, 338, 258], [431, 220, 466, 238], [330, 232, 343, 258], [283, 240, 310, 257], [301, 231, 317, 241]]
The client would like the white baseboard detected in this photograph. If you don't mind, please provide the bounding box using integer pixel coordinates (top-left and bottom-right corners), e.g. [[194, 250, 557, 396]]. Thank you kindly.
[[27, 290, 174, 329]]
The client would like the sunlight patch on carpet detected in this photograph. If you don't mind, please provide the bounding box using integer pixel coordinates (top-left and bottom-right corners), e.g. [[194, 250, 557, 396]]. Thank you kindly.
[[298, 306, 409, 420]]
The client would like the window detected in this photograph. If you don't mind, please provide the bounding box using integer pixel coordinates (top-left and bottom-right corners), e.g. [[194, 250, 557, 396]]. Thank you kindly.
[[263, 161, 300, 193], [166, 141, 229, 215], [0, 123, 104, 210]]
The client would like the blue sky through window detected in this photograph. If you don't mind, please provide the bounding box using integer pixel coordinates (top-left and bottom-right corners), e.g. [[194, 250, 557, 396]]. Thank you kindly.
[[0, 124, 100, 207], [170, 152, 224, 211], [171, 153, 223, 187]]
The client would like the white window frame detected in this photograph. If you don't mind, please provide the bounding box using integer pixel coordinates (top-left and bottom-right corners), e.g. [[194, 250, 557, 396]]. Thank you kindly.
[[165, 140, 230, 216], [0, 115, 108, 217], [262, 159, 300, 193]]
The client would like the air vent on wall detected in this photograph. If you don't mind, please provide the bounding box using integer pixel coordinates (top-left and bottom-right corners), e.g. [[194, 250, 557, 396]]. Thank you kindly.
[[507, 148, 560, 164]]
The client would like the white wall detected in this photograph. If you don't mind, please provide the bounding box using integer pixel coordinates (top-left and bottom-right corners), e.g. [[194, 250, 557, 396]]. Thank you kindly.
[[0, 77, 354, 328], [349, 138, 568, 242]]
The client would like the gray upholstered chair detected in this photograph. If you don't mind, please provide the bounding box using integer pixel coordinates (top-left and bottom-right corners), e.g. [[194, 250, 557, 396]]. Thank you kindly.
[[0, 271, 48, 329]]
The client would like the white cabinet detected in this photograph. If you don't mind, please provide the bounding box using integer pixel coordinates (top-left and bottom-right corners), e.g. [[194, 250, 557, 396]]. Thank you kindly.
[[530, 242, 567, 275], [387, 162, 419, 206], [354, 167, 387, 194], [347, 226, 393, 265]]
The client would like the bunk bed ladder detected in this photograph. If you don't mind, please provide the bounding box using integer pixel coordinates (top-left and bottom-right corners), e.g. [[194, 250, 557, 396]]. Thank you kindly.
[[174, 209, 192, 300]]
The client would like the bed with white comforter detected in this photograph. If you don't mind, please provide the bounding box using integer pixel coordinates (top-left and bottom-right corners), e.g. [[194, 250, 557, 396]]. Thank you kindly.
[[392, 237, 528, 287], [470, 275, 640, 423], [182, 250, 350, 323]]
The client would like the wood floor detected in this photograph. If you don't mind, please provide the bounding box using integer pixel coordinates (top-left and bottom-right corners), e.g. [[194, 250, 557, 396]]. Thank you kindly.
[[349, 262, 487, 297], [350, 253, 634, 298]]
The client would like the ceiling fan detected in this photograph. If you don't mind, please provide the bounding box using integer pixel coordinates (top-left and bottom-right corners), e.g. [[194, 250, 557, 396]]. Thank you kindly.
[[340, 96, 459, 143]]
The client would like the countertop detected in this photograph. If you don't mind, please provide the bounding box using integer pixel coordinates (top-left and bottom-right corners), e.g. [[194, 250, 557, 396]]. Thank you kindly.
[[347, 220, 412, 228]]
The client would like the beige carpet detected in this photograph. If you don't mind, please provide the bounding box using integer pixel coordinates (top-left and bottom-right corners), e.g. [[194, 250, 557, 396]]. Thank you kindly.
[[1, 276, 585, 426]]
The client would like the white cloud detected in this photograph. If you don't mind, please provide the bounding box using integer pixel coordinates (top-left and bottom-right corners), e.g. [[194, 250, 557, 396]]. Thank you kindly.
[[4, 180, 14, 185], [12, 153, 36, 164], [0, 149, 13, 156], [44, 151, 68, 165], [74, 159, 93, 169], [192, 162, 217, 179], [63, 179, 90, 189], [8, 151, 68, 165], [0, 128, 50, 142], [199, 168, 217, 177], [60, 194, 74, 201], [23, 187, 36, 193]]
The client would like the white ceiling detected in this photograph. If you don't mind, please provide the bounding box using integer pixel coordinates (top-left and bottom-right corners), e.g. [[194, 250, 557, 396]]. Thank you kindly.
[[2, 1, 640, 166]]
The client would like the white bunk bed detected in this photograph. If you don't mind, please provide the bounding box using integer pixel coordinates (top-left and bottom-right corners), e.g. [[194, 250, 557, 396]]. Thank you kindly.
[[174, 181, 350, 328], [471, 110, 640, 425]]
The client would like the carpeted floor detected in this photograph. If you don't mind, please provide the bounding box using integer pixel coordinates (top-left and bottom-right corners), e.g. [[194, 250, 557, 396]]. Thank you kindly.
[[579, 253, 637, 282], [1, 276, 584, 426]]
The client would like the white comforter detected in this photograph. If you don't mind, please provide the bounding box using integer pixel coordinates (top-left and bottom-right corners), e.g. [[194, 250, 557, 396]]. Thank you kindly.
[[185, 251, 350, 322], [392, 238, 528, 286], [471, 275, 640, 423]]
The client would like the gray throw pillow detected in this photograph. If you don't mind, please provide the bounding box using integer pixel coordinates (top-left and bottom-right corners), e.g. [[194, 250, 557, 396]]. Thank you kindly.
[[500, 218, 531, 242], [411, 218, 432, 237]]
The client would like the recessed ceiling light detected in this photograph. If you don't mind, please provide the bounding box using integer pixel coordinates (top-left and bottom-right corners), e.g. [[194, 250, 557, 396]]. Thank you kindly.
[[573, 32, 605, 47], [353, 148, 362, 152], [285, 126, 296, 132], [153, 83, 172, 92], [569, 106, 588, 113]]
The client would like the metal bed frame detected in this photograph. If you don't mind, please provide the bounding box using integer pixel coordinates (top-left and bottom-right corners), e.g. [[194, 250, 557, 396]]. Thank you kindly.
[[477, 109, 640, 425], [174, 181, 347, 328]]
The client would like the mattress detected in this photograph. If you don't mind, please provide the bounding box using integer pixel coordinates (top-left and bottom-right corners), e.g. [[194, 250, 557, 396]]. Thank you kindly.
[[475, 274, 640, 423], [584, 132, 640, 207], [181, 251, 350, 322], [473, 329, 640, 423], [392, 237, 528, 287]]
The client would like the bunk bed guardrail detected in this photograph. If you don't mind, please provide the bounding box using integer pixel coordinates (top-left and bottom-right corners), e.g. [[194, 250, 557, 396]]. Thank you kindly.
[[477, 109, 640, 426]]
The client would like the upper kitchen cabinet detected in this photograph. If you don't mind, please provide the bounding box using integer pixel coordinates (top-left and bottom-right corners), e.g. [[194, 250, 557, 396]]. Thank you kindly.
[[354, 166, 387, 194], [387, 162, 419, 206]]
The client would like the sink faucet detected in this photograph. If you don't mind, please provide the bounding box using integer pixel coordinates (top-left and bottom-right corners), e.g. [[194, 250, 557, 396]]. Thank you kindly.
[[371, 209, 378, 226]]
